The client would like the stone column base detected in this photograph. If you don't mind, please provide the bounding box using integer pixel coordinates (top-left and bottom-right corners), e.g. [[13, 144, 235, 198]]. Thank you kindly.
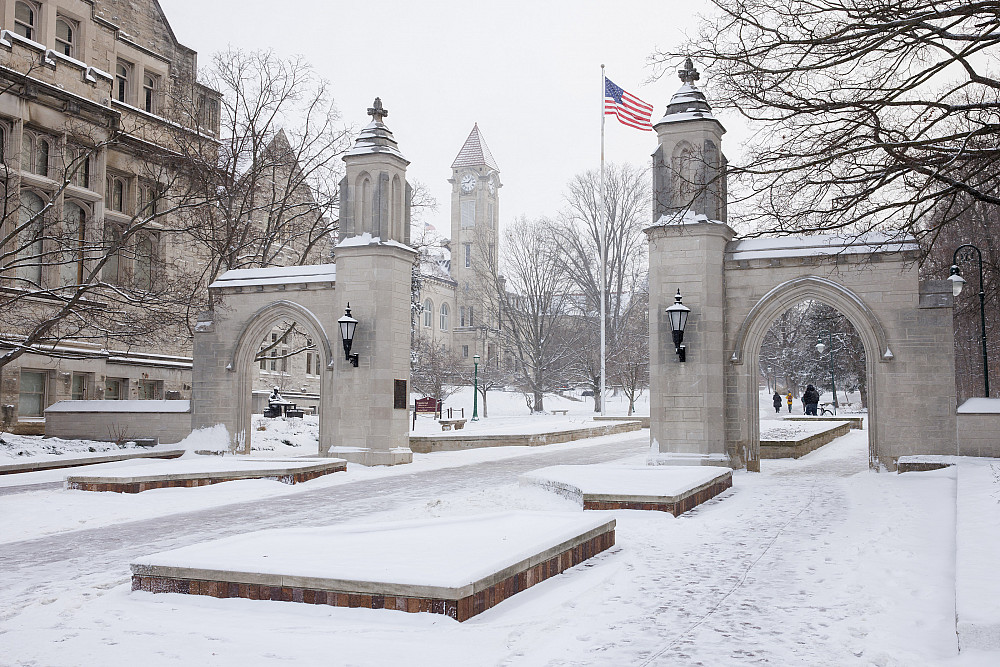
[[326, 447, 413, 466], [646, 452, 733, 468]]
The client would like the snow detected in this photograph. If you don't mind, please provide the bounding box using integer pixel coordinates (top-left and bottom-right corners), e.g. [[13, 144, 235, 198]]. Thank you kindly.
[[133, 512, 610, 590], [66, 457, 341, 482], [336, 232, 415, 253], [522, 464, 727, 497], [955, 459, 1000, 649], [45, 399, 191, 413], [958, 398, 1000, 414], [2, 393, 997, 665], [727, 232, 918, 261], [209, 264, 336, 289], [760, 420, 849, 442]]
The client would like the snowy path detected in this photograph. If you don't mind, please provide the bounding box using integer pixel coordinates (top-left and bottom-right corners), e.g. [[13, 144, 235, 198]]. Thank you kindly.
[[0, 430, 969, 666]]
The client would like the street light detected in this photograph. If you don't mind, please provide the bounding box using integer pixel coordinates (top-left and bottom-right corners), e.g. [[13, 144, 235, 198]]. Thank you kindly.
[[337, 304, 359, 367], [815, 333, 837, 415], [472, 354, 480, 421], [666, 289, 690, 362], [949, 244, 990, 397]]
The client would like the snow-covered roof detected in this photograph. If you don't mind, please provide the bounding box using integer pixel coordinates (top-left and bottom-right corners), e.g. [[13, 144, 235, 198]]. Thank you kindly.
[[45, 400, 191, 413], [726, 233, 919, 261], [209, 264, 337, 289], [345, 120, 408, 162], [451, 124, 499, 171], [957, 398, 1000, 414], [654, 77, 724, 129], [336, 232, 415, 253]]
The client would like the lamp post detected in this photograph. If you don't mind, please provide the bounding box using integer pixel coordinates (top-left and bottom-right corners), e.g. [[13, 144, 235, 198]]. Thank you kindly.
[[337, 304, 359, 367], [815, 332, 837, 415], [949, 244, 990, 397], [666, 289, 690, 362], [472, 354, 480, 421]]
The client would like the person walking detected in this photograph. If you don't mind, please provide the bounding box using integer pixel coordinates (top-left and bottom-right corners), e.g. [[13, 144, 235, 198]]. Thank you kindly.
[[802, 384, 820, 416], [772, 391, 782, 413], [786, 391, 793, 413]]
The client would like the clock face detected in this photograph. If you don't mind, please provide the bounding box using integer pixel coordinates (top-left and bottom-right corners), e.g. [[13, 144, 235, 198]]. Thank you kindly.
[[461, 174, 477, 193]]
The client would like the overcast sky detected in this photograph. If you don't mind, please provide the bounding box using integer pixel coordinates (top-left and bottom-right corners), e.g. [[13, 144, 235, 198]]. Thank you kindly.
[[160, 0, 741, 235]]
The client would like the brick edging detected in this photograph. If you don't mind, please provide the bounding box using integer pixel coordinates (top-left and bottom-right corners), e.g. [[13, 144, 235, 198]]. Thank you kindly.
[[583, 476, 732, 516], [70, 464, 345, 493], [132, 528, 615, 622]]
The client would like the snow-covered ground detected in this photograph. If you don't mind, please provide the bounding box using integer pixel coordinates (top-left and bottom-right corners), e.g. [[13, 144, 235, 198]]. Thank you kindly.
[[2, 420, 996, 665]]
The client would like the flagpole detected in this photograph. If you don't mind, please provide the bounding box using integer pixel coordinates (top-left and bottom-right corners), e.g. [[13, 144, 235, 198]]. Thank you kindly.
[[600, 64, 607, 417]]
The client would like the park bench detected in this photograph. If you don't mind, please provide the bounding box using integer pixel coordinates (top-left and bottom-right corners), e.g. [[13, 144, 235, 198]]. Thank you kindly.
[[439, 419, 468, 431], [551, 409, 568, 416]]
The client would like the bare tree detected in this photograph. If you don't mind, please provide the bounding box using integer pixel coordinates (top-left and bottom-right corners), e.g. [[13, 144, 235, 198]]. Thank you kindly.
[[611, 300, 649, 416], [553, 163, 650, 411], [652, 1, 1000, 251], [180, 49, 350, 307], [476, 216, 577, 412], [411, 333, 465, 406]]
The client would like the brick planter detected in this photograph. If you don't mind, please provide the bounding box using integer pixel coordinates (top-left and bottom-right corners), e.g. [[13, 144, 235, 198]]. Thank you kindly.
[[583, 476, 733, 515]]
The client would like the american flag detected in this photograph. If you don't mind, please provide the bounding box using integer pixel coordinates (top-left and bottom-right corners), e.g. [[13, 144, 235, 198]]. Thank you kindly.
[[604, 77, 653, 131]]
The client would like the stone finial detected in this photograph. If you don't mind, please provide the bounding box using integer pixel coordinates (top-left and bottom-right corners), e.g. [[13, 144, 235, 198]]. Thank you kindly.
[[367, 97, 388, 122], [678, 58, 700, 86]]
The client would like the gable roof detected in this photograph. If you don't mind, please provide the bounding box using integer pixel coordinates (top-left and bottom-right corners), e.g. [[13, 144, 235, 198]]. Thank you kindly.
[[451, 124, 499, 171]]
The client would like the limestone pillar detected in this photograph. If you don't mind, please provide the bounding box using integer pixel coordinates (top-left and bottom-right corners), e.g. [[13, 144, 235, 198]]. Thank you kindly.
[[325, 238, 416, 465], [646, 219, 735, 466]]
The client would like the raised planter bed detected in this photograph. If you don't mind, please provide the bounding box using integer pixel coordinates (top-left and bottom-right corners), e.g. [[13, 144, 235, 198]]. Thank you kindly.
[[66, 457, 346, 493], [783, 415, 864, 430], [131, 512, 615, 622], [759, 421, 851, 459], [0, 447, 185, 476], [521, 465, 732, 516], [409, 420, 641, 454]]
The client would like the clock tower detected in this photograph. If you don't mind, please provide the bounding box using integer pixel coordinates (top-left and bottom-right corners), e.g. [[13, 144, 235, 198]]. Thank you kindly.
[[449, 124, 500, 357]]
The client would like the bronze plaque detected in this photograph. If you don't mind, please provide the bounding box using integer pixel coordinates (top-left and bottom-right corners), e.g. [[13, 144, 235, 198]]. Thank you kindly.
[[394, 379, 407, 409]]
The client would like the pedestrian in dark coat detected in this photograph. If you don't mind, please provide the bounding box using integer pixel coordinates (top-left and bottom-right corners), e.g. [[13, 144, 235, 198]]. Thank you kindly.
[[802, 384, 820, 415], [772, 391, 782, 413]]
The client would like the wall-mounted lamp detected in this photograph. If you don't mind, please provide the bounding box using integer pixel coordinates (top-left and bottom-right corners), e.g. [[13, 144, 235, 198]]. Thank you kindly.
[[666, 289, 690, 362], [338, 303, 359, 367]]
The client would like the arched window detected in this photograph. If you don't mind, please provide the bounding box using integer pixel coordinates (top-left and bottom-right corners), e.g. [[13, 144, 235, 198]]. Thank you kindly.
[[358, 175, 372, 234], [106, 175, 126, 213], [102, 224, 122, 284], [56, 18, 75, 57], [14, 2, 36, 40], [60, 201, 87, 286], [34, 139, 48, 176], [115, 62, 130, 103], [142, 74, 156, 113], [135, 233, 155, 290], [423, 299, 433, 328], [391, 175, 402, 240], [440, 303, 449, 331], [17, 191, 44, 286]]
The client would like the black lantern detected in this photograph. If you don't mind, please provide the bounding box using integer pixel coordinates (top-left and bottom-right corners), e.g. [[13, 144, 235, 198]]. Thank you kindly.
[[665, 289, 690, 362], [338, 303, 359, 367]]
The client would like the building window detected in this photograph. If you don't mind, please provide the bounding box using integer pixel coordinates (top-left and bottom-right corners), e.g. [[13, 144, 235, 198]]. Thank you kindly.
[[102, 224, 122, 284], [138, 380, 161, 400], [488, 202, 495, 228], [19, 370, 46, 417], [461, 200, 475, 228], [104, 377, 125, 400], [14, 1, 36, 40], [61, 201, 87, 286], [305, 338, 320, 377], [115, 61, 131, 103], [55, 17, 76, 57], [135, 233, 156, 290], [106, 175, 127, 213], [460, 306, 466, 327], [423, 299, 433, 328], [21, 132, 49, 176], [67, 146, 91, 188], [17, 190, 44, 287], [71, 374, 87, 400], [440, 303, 449, 331], [464, 243, 471, 268], [142, 74, 157, 113], [462, 345, 469, 358], [469, 306, 474, 327]]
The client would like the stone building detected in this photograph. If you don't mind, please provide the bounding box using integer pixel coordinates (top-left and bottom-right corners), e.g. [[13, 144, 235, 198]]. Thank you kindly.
[[0, 0, 328, 432], [416, 124, 502, 366]]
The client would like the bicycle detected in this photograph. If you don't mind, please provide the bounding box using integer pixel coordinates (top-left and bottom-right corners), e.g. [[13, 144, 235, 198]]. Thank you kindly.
[[818, 403, 835, 416]]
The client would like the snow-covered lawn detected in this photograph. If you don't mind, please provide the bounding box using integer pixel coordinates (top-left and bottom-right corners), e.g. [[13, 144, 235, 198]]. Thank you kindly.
[[3, 422, 995, 665]]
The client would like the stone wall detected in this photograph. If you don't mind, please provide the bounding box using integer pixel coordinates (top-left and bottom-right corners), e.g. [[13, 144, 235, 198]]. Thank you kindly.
[[44, 400, 191, 444], [956, 399, 1000, 457]]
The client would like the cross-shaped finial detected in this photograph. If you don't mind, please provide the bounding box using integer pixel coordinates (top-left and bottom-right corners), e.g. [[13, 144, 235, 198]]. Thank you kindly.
[[678, 58, 700, 86], [367, 97, 388, 122]]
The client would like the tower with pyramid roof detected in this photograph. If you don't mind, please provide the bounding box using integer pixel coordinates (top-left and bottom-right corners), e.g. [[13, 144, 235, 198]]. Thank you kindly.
[[448, 124, 501, 356]]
